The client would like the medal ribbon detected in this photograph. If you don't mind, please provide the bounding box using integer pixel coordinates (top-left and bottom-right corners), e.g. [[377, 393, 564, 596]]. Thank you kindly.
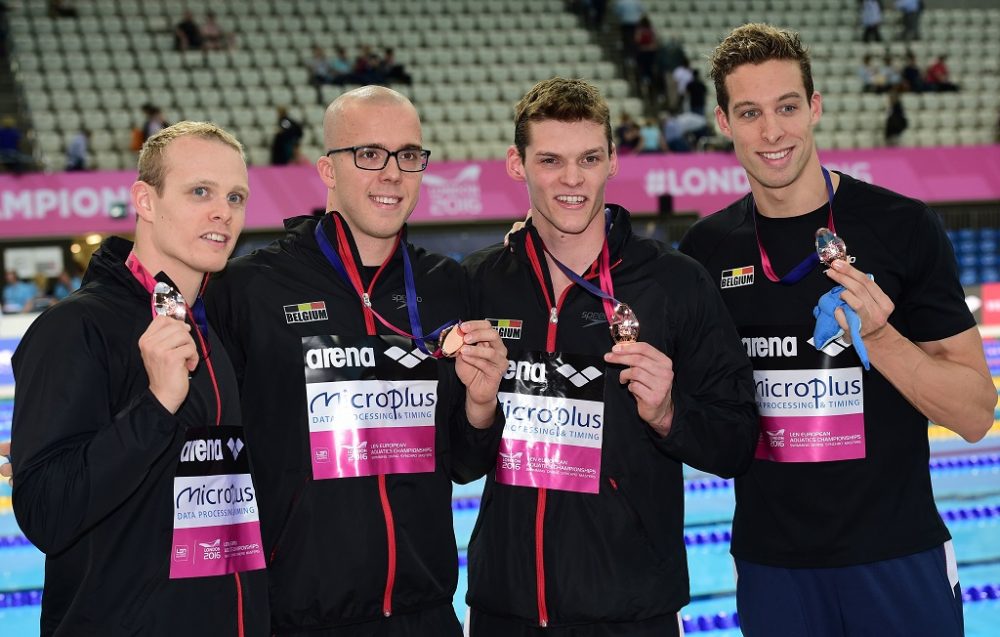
[[753, 167, 837, 285], [535, 209, 623, 326], [314, 216, 456, 356]]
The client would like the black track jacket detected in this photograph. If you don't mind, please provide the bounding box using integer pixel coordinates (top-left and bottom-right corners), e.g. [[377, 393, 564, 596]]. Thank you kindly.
[[11, 237, 267, 636], [463, 206, 758, 627], [205, 213, 503, 634]]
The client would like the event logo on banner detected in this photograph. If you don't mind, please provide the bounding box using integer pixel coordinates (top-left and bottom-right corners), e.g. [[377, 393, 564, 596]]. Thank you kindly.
[[170, 426, 265, 579], [496, 352, 605, 494], [422, 165, 484, 217], [302, 334, 438, 479]]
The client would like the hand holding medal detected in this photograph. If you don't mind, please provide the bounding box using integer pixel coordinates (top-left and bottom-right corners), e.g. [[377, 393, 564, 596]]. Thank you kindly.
[[140, 281, 199, 414]]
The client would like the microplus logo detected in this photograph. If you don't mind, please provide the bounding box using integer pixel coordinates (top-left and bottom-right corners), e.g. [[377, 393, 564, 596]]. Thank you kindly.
[[305, 346, 377, 369], [383, 345, 430, 369], [555, 364, 602, 388]]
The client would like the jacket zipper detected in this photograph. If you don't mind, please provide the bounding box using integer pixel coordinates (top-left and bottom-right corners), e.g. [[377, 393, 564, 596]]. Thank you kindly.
[[378, 474, 397, 616]]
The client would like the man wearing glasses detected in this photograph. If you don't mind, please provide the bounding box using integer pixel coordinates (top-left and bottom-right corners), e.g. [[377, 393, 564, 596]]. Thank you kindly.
[[205, 86, 508, 635]]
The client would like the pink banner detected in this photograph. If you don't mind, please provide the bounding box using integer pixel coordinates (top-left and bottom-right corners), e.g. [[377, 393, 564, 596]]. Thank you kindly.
[[310, 426, 435, 479], [754, 414, 866, 463], [2, 145, 998, 238], [169, 521, 265, 579]]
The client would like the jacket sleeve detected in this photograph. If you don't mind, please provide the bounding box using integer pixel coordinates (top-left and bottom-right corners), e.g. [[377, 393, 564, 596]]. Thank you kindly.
[[441, 259, 504, 484], [652, 262, 759, 478], [10, 305, 182, 554]]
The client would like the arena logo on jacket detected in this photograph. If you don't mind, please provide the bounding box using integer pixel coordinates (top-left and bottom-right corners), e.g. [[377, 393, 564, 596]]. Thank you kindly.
[[741, 326, 865, 463], [496, 352, 606, 494], [170, 427, 265, 579], [301, 334, 438, 479]]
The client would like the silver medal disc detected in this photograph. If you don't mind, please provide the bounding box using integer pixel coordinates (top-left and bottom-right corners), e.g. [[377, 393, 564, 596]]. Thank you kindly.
[[610, 302, 639, 344], [815, 227, 848, 266], [153, 281, 187, 321]]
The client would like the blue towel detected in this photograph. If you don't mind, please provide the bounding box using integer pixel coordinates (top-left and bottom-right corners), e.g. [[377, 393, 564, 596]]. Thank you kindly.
[[812, 285, 870, 370]]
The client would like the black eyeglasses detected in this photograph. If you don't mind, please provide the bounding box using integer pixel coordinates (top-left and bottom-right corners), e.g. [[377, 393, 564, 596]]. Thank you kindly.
[[326, 146, 431, 172]]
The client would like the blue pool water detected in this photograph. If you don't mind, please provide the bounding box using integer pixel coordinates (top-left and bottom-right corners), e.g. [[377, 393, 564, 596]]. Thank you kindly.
[[3, 418, 1000, 634]]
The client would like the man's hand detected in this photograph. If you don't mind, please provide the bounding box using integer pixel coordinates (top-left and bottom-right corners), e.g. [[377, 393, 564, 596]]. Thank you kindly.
[[503, 209, 533, 246], [604, 341, 675, 437], [453, 320, 508, 428], [139, 316, 199, 414], [0, 440, 11, 487], [825, 259, 895, 343]]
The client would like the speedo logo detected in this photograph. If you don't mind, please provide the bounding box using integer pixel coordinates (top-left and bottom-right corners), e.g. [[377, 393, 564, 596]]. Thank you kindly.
[[392, 293, 422, 310], [284, 301, 328, 324], [383, 345, 430, 369], [489, 318, 522, 340], [721, 265, 754, 289], [305, 346, 377, 369], [743, 336, 797, 358], [180, 437, 245, 462], [581, 311, 605, 329]]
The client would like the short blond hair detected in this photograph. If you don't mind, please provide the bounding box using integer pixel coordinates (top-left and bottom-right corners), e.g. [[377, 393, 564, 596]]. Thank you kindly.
[[137, 121, 245, 193], [710, 23, 814, 115]]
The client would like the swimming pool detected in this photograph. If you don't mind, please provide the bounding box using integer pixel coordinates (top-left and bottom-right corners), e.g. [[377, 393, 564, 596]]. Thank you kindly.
[[3, 397, 1000, 634]]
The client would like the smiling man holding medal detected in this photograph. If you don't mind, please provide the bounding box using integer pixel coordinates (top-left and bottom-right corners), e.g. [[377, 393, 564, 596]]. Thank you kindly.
[[679, 23, 996, 637], [205, 86, 508, 636], [9, 122, 269, 635], [462, 77, 759, 636]]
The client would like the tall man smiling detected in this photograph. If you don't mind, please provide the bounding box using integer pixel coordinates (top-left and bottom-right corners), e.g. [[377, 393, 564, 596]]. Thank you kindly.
[[206, 86, 507, 636], [680, 23, 996, 637]]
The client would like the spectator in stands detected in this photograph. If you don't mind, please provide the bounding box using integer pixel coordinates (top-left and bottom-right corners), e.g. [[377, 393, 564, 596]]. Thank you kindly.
[[926, 54, 959, 92], [0, 116, 29, 174], [141, 105, 170, 143], [353, 44, 382, 85], [47, 0, 77, 18], [52, 269, 81, 301], [584, 0, 608, 31], [860, 0, 883, 42], [901, 51, 924, 92], [615, 112, 641, 154], [615, 0, 644, 60], [664, 111, 709, 152], [896, 0, 921, 42], [638, 116, 666, 153], [634, 15, 659, 96], [329, 46, 354, 85], [879, 53, 903, 92], [858, 54, 881, 92], [687, 69, 708, 115], [885, 88, 908, 146], [174, 9, 203, 51], [270, 106, 303, 166], [200, 11, 235, 51], [672, 56, 694, 111], [379, 48, 412, 85], [65, 129, 89, 171], [307, 46, 333, 86], [2, 270, 38, 314]]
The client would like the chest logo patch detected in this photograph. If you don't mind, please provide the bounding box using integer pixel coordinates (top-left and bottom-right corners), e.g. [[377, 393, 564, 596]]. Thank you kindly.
[[489, 318, 523, 340], [285, 301, 329, 324], [721, 265, 755, 289]]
